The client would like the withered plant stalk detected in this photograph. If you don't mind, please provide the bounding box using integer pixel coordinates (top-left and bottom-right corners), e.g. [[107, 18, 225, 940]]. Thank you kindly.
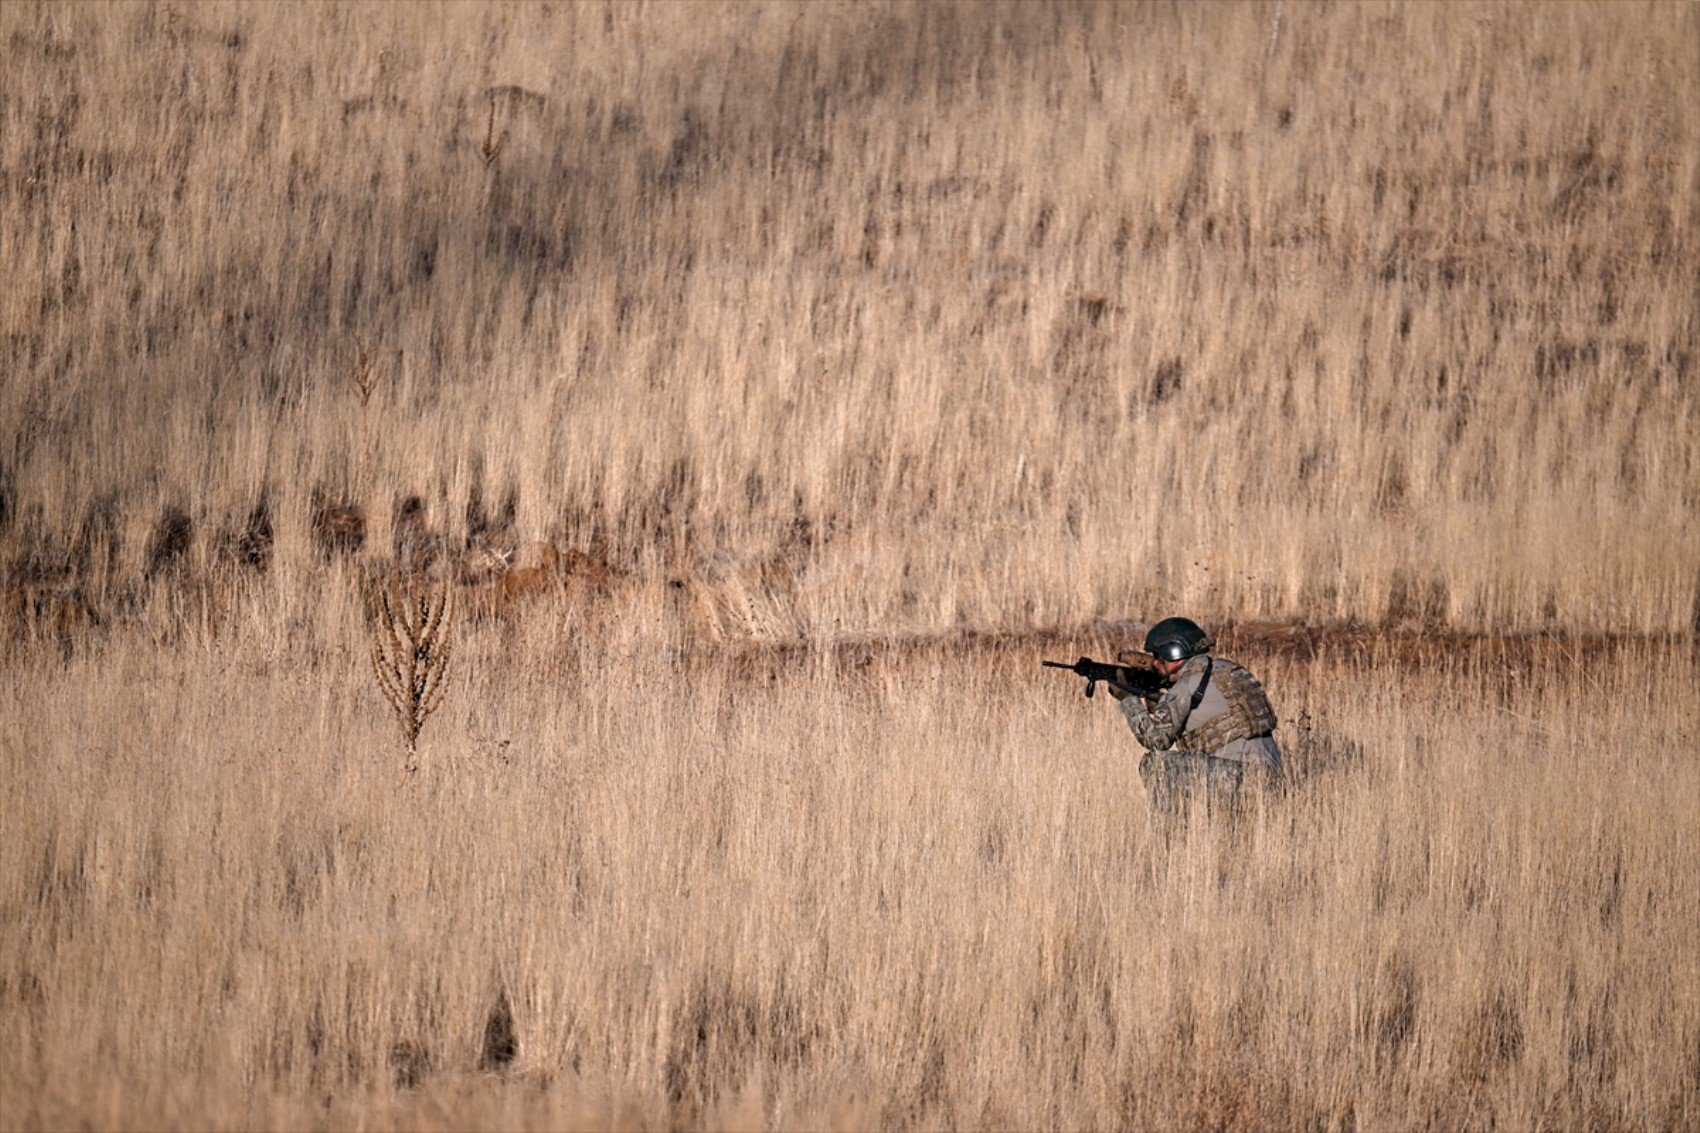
[[367, 583, 454, 770]]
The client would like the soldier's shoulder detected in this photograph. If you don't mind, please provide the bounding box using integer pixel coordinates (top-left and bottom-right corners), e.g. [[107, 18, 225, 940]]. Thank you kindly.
[[1214, 655, 1271, 684]]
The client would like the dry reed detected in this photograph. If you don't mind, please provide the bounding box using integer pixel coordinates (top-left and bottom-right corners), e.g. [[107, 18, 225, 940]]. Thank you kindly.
[[1, 617, 1695, 1129], [1, 0, 1695, 638], [2, 2, 1698, 1129]]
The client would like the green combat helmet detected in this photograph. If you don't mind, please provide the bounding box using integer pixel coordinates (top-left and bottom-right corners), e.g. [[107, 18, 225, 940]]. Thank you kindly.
[[1143, 617, 1215, 662]]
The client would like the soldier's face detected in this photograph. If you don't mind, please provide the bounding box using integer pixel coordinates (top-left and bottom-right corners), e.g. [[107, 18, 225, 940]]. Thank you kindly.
[[1154, 656, 1186, 682]]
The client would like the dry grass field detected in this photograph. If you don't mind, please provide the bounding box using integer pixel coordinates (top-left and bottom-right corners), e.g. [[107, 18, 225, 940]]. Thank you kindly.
[[2, 1, 1697, 1129]]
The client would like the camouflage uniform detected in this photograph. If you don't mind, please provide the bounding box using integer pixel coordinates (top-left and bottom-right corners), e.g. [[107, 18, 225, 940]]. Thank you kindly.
[[1121, 654, 1282, 816]]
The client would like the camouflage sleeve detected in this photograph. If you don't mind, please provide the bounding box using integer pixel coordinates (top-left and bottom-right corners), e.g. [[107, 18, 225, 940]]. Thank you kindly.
[[1120, 695, 1179, 751], [1118, 661, 1207, 752]]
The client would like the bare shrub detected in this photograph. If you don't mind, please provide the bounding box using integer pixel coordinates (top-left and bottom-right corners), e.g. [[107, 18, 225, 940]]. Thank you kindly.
[[366, 581, 455, 771]]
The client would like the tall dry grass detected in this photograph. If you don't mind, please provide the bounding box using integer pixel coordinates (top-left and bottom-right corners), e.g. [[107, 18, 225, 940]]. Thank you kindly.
[[2, 0, 1696, 638], [3, 2, 1699, 1129], [2, 605, 1696, 1129]]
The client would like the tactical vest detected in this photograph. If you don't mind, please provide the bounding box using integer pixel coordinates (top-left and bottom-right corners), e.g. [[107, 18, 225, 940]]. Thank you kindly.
[[1178, 657, 1277, 753]]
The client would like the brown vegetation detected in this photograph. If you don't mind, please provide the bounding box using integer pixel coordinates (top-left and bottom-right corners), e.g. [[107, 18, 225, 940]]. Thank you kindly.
[[1, 1, 1695, 639], [2, 621, 1695, 1130], [366, 581, 455, 770], [1, 2, 1696, 1130]]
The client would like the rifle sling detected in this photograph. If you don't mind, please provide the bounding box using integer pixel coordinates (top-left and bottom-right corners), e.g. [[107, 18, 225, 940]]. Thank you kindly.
[[1188, 658, 1212, 714]]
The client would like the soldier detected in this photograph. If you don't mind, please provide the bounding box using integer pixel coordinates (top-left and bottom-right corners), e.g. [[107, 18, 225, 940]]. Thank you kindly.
[[1120, 617, 1282, 817]]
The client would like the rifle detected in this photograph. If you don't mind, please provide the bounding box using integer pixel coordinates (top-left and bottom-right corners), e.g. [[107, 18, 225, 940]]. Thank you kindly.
[[1042, 653, 1168, 701]]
